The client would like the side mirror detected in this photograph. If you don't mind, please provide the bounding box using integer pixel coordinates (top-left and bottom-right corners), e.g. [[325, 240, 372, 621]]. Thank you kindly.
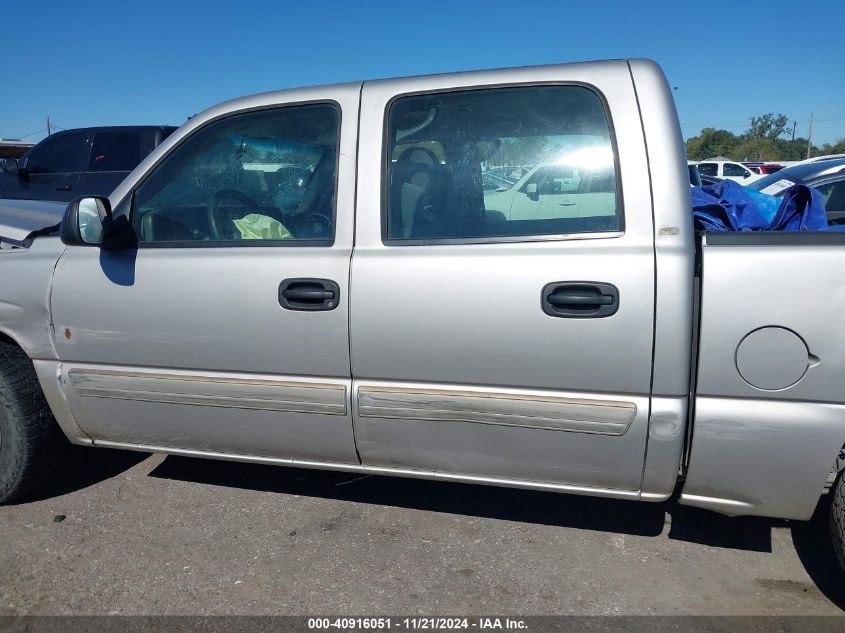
[[2, 158, 24, 178], [526, 183, 539, 201], [61, 196, 135, 248]]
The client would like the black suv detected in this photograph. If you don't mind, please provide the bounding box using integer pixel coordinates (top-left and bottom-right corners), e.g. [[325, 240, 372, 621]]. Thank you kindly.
[[0, 126, 176, 202]]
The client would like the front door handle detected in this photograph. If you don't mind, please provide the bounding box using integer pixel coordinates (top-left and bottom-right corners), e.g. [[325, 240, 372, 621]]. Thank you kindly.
[[55, 185, 73, 191], [279, 278, 340, 311], [542, 282, 619, 318]]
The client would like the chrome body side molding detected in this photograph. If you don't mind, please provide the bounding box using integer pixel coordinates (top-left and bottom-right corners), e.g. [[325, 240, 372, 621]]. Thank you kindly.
[[69, 368, 347, 416], [358, 386, 636, 436], [59, 363, 359, 464]]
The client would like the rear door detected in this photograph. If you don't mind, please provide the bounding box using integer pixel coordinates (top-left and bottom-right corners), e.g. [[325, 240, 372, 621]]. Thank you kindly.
[[76, 129, 144, 197], [51, 85, 361, 464], [351, 62, 656, 493]]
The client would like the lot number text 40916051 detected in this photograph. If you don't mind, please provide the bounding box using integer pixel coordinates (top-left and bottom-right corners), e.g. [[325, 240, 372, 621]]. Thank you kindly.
[[307, 618, 528, 630]]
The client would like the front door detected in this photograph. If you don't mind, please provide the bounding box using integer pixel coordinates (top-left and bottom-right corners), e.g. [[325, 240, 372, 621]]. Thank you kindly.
[[5, 131, 86, 201], [51, 85, 361, 464], [350, 64, 656, 492]]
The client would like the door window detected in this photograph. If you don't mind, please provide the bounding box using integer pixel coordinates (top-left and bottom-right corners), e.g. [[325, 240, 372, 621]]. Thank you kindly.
[[723, 163, 748, 177], [133, 103, 339, 244], [523, 165, 582, 194], [817, 179, 845, 226], [384, 85, 620, 241], [26, 133, 86, 174], [697, 163, 717, 177], [89, 132, 142, 171]]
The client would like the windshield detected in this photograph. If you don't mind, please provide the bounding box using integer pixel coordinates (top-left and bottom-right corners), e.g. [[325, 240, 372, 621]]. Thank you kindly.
[[747, 159, 845, 193]]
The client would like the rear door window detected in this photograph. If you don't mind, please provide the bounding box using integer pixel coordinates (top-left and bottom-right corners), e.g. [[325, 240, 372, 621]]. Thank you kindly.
[[89, 132, 142, 171], [384, 85, 620, 241]]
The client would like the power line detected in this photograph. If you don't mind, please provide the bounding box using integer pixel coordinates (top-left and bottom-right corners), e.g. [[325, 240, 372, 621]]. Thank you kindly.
[[14, 127, 48, 139], [9, 121, 67, 140], [680, 115, 844, 132]]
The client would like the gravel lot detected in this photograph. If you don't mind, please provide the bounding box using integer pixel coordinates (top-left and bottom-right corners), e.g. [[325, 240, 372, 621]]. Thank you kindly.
[[1, 446, 844, 616]]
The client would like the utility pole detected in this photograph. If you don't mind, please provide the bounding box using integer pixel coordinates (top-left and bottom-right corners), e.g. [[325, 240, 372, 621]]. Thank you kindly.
[[807, 112, 814, 159], [791, 121, 796, 141], [46, 116, 51, 136]]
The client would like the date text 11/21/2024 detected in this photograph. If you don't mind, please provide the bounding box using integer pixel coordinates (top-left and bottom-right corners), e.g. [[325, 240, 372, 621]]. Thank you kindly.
[[307, 618, 528, 630]]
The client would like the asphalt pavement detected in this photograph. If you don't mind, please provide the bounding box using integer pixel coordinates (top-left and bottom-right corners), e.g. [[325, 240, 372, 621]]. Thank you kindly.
[[2, 447, 844, 616]]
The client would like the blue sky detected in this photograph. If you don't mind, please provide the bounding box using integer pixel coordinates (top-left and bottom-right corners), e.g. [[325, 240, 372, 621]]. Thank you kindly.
[[3, 0, 843, 146]]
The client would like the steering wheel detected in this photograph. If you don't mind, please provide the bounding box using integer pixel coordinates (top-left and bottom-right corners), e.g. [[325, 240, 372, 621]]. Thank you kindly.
[[295, 212, 333, 238], [207, 188, 262, 240]]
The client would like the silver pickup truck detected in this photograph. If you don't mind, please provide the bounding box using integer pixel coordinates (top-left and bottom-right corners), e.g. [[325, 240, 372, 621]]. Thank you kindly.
[[2, 59, 845, 571]]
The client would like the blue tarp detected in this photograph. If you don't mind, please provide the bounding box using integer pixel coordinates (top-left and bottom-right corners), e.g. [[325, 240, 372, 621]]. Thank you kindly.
[[691, 179, 841, 232]]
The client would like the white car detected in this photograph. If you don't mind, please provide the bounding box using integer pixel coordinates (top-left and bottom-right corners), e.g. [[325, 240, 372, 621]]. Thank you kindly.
[[485, 153, 616, 221], [692, 158, 762, 184], [784, 153, 845, 168]]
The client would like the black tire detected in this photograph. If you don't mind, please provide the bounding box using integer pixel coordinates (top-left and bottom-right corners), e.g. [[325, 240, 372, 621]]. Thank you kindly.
[[0, 340, 68, 503], [830, 454, 845, 573]]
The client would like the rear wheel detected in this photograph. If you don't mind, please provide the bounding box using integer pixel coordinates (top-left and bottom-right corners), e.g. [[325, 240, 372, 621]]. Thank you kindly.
[[0, 341, 68, 503], [830, 455, 845, 572]]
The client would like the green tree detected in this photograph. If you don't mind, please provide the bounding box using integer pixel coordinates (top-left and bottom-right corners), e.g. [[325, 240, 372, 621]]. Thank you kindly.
[[745, 113, 789, 140], [684, 113, 833, 161], [777, 138, 815, 161], [819, 137, 845, 156], [734, 137, 779, 162], [685, 128, 740, 160]]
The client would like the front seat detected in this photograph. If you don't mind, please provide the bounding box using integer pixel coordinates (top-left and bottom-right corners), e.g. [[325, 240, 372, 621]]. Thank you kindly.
[[390, 148, 441, 238]]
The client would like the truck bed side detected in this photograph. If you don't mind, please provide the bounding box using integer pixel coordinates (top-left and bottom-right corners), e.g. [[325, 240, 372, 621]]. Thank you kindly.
[[682, 232, 845, 519]]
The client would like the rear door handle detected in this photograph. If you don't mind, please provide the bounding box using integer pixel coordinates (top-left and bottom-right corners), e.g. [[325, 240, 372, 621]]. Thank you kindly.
[[279, 278, 340, 311], [55, 185, 73, 191], [542, 282, 619, 318]]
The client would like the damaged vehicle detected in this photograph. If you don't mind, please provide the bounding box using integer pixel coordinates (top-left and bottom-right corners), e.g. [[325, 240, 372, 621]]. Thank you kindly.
[[2, 59, 845, 573]]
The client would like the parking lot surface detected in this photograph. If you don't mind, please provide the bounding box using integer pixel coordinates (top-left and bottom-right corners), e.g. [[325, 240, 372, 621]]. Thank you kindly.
[[1, 447, 844, 616]]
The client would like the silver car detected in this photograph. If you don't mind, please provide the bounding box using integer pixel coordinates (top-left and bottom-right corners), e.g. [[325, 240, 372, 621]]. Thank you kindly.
[[2, 59, 845, 574]]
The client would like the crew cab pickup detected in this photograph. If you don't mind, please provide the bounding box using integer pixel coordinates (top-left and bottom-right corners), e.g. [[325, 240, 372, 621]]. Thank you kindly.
[[2, 59, 845, 570], [0, 126, 176, 203]]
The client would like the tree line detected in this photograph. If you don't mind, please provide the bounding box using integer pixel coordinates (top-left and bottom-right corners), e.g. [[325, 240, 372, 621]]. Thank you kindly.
[[685, 113, 845, 162]]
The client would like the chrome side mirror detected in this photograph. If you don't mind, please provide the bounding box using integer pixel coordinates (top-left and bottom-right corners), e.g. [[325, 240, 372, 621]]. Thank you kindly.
[[61, 196, 135, 248]]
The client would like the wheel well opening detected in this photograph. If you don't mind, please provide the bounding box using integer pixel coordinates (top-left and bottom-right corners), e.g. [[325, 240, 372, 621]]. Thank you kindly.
[[0, 331, 22, 349]]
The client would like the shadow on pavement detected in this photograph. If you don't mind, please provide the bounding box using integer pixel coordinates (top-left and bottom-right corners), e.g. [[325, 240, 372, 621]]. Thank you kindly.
[[667, 504, 785, 553], [10, 445, 148, 505], [148, 456, 845, 610], [151, 455, 780, 553]]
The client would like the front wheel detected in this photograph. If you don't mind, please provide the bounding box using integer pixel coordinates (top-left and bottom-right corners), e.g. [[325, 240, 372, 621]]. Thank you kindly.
[[0, 341, 68, 503]]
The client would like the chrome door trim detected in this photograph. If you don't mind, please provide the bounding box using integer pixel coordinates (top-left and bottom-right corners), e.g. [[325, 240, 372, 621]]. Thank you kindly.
[[358, 385, 636, 435], [66, 367, 348, 416]]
